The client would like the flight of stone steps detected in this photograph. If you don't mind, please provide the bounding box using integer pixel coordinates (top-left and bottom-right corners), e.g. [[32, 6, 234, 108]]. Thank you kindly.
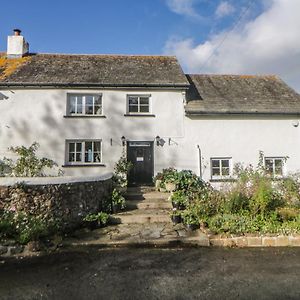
[[110, 186, 172, 225]]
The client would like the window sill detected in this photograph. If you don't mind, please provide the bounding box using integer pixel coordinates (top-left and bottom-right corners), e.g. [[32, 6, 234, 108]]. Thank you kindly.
[[64, 115, 106, 118], [62, 164, 106, 168], [210, 178, 236, 183], [124, 114, 156, 117]]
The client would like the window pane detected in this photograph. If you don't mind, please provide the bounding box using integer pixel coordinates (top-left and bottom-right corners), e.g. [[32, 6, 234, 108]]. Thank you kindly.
[[265, 159, 273, 174], [212, 160, 220, 168], [275, 159, 283, 175], [69, 143, 75, 152], [76, 153, 82, 162], [129, 96, 138, 105], [140, 105, 149, 113], [94, 152, 101, 162], [69, 153, 75, 162], [85, 142, 93, 162], [94, 95, 102, 105], [221, 160, 229, 168], [222, 167, 230, 176], [69, 96, 76, 114], [212, 167, 220, 176], [85, 96, 93, 115], [76, 143, 82, 152], [129, 105, 139, 113], [94, 105, 102, 115], [77, 96, 83, 114], [140, 97, 149, 105]]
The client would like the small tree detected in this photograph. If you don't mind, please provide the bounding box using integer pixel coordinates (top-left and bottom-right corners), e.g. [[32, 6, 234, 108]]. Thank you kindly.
[[4, 142, 60, 177], [113, 150, 133, 188]]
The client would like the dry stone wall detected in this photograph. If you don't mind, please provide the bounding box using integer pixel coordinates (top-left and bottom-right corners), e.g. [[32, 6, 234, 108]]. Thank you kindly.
[[0, 173, 113, 230]]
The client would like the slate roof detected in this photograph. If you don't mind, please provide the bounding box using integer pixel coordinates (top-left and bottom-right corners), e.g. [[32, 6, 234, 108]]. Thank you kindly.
[[0, 54, 189, 88], [185, 74, 300, 115]]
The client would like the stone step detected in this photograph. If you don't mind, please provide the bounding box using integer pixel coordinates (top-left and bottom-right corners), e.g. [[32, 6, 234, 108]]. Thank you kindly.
[[126, 200, 172, 210], [126, 186, 156, 193], [110, 209, 171, 224], [125, 192, 170, 201]]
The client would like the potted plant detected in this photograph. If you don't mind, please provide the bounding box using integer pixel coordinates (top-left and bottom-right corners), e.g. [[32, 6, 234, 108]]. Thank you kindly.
[[170, 208, 182, 224], [182, 208, 200, 231], [170, 191, 188, 210], [112, 188, 126, 213], [83, 212, 110, 230]]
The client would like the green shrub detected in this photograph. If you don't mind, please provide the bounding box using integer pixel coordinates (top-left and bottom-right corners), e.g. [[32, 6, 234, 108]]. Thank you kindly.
[[277, 207, 300, 221], [170, 190, 188, 208], [0, 211, 15, 239], [83, 212, 110, 226], [112, 188, 126, 209], [2, 142, 61, 177], [182, 206, 200, 225]]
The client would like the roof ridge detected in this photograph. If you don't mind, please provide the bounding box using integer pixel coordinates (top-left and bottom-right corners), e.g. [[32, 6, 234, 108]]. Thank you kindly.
[[31, 53, 177, 59]]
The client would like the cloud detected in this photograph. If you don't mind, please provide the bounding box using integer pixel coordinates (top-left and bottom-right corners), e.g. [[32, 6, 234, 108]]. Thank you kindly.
[[164, 0, 300, 92], [215, 1, 235, 18], [166, 0, 198, 18]]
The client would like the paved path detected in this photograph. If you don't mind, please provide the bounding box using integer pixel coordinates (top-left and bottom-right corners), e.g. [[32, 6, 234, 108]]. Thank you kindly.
[[64, 187, 209, 248], [1, 247, 300, 299]]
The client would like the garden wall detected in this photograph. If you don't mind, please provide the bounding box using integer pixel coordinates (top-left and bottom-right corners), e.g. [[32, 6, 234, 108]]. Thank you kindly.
[[0, 173, 113, 230]]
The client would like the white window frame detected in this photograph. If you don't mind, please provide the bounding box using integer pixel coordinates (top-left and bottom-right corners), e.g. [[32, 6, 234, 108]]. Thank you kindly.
[[211, 157, 233, 180], [66, 140, 102, 165], [127, 94, 151, 114], [67, 93, 103, 116], [264, 157, 285, 178]]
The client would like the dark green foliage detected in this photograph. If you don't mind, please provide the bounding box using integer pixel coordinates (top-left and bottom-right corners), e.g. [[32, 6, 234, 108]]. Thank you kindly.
[[0, 210, 61, 244], [1, 142, 60, 177]]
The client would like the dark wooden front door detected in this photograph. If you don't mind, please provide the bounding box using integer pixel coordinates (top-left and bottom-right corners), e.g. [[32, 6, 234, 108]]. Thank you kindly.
[[127, 141, 154, 186]]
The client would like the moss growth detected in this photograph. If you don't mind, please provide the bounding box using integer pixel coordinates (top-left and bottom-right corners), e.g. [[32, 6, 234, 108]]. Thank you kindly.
[[0, 55, 31, 80]]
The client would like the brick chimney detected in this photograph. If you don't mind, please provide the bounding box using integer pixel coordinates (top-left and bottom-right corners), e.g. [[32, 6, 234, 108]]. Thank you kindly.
[[7, 29, 29, 58]]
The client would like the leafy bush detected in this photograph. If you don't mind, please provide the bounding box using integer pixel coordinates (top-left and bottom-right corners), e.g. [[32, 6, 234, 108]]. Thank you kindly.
[[113, 151, 133, 188], [1, 142, 61, 177], [112, 188, 126, 209], [83, 212, 110, 226], [170, 190, 188, 209], [164, 160, 300, 235], [0, 211, 61, 244]]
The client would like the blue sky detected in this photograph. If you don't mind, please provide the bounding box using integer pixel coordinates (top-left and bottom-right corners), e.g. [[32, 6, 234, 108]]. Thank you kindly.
[[0, 0, 262, 54], [1, 0, 299, 91]]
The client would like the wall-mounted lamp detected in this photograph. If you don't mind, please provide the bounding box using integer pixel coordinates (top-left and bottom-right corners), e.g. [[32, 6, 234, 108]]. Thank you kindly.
[[156, 136, 160, 146], [121, 136, 126, 146]]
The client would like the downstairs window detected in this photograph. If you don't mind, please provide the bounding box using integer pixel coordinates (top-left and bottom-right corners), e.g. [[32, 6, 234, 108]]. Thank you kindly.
[[66, 140, 102, 165]]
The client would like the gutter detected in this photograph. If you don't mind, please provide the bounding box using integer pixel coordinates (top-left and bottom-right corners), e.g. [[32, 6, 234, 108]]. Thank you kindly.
[[0, 82, 190, 90], [185, 111, 300, 116]]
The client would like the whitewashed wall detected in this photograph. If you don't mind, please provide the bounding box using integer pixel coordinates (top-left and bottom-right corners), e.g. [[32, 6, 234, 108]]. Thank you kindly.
[[0, 88, 299, 184], [174, 116, 300, 183], [0, 88, 185, 176]]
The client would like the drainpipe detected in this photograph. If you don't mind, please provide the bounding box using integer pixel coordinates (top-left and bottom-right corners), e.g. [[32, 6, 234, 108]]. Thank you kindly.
[[197, 145, 202, 179]]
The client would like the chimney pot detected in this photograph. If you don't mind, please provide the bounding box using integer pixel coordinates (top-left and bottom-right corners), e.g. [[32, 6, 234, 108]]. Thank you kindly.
[[7, 29, 29, 58], [13, 29, 21, 36]]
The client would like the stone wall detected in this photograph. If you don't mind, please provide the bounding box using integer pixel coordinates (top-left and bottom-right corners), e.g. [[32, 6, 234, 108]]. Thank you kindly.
[[0, 173, 113, 230]]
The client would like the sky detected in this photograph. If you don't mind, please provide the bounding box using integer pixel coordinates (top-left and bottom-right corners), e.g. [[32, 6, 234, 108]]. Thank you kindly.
[[0, 0, 299, 92]]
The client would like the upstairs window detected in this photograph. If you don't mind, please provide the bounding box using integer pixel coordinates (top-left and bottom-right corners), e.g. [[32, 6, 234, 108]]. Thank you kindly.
[[264, 157, 284, 177], [67, 94, 102, 116], [211, 158, 232, 179], [127, 95, 150, 114], [67, 140, 102, 165]]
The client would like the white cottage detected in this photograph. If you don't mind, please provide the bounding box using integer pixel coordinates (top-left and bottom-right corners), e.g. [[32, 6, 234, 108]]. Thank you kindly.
[[1, 30, 300, 186]]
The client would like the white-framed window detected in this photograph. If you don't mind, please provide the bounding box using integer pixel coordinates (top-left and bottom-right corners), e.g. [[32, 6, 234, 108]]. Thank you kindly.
[[211, 157, 232, 179], [264, 157, 285, 177], [127, 95, 151, 114], [66, 140, 102, 165], [67, 94, 102, 116]]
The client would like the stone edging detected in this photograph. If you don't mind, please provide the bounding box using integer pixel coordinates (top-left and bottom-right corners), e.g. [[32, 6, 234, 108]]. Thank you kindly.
[[209, 235, 300, 247], [0, 172, 113, 186]]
